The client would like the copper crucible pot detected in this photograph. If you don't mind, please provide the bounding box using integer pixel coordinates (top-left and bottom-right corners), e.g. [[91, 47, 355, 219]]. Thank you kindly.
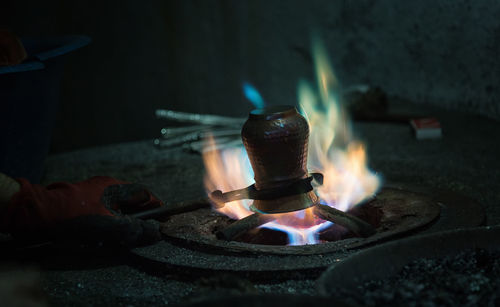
[[241, 105, 318, 213]]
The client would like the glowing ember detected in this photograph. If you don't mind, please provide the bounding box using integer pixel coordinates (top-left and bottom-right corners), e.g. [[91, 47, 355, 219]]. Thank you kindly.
[[203, 38, 380, 245]]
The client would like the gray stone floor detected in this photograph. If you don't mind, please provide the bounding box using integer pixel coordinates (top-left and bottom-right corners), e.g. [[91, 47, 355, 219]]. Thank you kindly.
[[33, 102, 500, 306]]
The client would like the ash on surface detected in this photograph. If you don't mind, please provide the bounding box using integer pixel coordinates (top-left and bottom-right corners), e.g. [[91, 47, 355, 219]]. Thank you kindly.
[[329, 248, 500, 307]]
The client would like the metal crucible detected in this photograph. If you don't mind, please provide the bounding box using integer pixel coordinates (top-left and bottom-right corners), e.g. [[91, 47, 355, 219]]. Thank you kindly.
[[241, 105, 318, 213]]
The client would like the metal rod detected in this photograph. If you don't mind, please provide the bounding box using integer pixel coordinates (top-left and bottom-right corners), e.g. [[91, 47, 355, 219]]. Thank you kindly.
[[314, 203, 376, 237], [154, 133, 200, 148], [130, 197, 210, 220], [185, 139, 243, 153], [163, 128, 241, 140], [210, 174, 321, 204], [155, 130, 242, 148], [216, 213, 274, 241], [160, 125, 212, 138], [155, 109, 245, 126]]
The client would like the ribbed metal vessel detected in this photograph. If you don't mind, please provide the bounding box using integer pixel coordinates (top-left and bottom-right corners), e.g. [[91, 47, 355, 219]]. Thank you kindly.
[[242, 105, 310, 190], [242, 105, 316, 213]]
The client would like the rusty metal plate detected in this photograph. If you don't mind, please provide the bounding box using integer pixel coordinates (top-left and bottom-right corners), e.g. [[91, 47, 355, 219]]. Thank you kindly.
[[132, 185, 484, 277], [158, 187, 440, 255]]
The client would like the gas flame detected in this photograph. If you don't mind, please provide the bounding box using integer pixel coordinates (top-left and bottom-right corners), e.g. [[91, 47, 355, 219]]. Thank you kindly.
[[203, 39, 380, 245], [299, 40, 380, 212], [203, 142, 254, 220], [242, 81, 265, 109]]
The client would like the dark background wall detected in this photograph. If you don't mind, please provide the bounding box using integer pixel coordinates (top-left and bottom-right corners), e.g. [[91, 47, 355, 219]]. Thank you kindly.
[[2, 0, 500, 153]]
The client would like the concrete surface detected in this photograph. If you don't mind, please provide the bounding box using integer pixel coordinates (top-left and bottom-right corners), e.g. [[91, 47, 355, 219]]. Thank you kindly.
[[20, 100, 499, 306]]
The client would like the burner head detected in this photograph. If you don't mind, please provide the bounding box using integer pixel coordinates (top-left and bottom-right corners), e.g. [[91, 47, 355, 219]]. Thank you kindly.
[[242, 105, 314, 213]]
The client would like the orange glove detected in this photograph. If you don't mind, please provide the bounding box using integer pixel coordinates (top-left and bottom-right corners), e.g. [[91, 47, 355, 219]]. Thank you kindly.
[[1, 176, 163, 246], [0, 30, 27, 66]]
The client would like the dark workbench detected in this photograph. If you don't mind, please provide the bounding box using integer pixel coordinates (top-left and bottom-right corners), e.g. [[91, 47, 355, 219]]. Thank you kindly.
[[12, 102, 500, 306]]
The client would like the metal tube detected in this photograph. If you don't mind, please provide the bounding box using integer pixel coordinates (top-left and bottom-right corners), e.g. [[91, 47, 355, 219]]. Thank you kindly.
[[155, 109, 245, 126]]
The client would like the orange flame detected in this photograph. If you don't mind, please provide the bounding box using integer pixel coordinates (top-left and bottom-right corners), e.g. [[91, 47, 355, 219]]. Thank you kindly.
[[300, 39, 380, 212], [202, 38, 380, 245], [202, 137, 253, 220]]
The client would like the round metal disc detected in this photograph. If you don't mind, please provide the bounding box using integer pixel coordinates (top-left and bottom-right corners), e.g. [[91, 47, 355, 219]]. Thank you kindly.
[[132, 185, 484, 277]]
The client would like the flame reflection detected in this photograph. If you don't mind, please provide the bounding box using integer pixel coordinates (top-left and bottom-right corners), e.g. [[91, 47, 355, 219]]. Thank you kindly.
[[202, 39, 380, 245]]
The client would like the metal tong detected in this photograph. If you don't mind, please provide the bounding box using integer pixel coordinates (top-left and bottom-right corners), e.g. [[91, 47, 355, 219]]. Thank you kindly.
[[210, 173, 324, 207]]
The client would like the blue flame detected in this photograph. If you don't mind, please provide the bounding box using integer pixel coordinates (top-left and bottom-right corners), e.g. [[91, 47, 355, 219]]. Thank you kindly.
[[243, 82, 265, 109], [261, 220, 333, 246]]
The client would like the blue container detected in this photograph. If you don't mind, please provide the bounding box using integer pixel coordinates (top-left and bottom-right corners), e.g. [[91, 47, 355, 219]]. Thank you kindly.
[[0, 36, 90, 183]]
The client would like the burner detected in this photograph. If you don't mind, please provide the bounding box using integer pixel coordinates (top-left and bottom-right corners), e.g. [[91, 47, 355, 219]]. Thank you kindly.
[[132, 185, 484, 279], [159, 186, 441, 254]]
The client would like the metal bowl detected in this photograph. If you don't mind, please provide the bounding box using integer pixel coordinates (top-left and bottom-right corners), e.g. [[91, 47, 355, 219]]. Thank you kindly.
[[317, 225, 500, 294]]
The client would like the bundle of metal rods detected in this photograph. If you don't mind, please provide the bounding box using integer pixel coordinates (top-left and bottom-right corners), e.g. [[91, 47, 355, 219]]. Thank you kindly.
[[154, 109, 246, 152]]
